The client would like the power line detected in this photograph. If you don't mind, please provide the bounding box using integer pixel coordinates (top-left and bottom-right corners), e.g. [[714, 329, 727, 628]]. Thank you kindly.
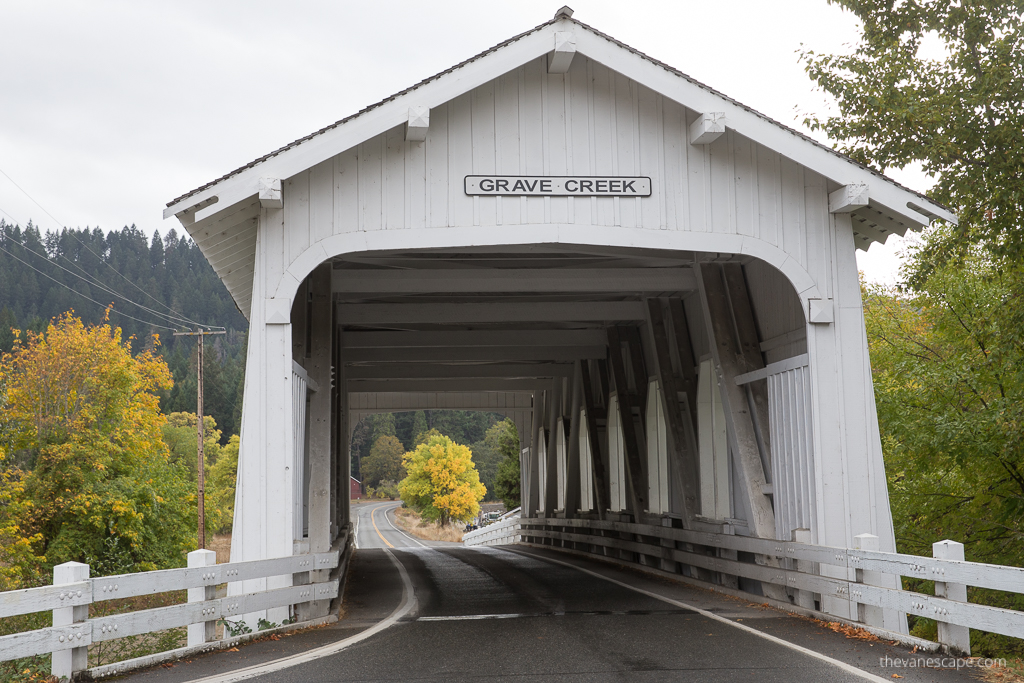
[[2, 235, 207, 329], [0, 243, 178, 332], [0, 166, 218, 330]]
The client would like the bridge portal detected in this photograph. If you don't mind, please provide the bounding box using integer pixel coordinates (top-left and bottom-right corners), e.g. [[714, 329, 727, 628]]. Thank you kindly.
[[164, 7, 954, 635]]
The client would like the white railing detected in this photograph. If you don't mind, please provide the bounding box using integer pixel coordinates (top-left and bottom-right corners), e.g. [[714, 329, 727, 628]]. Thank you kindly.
[[464, 515, 521, 546], [480, 517, 1024, 655], [0, 542, 345, 679]]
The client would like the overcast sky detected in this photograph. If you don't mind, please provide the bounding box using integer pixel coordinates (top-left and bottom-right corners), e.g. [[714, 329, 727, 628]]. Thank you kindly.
[[0, 0, 928, 284]]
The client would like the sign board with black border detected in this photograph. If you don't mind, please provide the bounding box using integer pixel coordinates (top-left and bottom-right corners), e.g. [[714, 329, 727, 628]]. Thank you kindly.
[[465, 175, 651, 197]]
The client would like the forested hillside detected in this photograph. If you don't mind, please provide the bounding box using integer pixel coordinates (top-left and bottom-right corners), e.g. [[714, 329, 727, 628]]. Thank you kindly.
[[0, 220, 248, 438]]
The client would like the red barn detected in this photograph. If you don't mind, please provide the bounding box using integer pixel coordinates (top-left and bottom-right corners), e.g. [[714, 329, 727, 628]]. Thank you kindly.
[[350, 477, 364, 500]]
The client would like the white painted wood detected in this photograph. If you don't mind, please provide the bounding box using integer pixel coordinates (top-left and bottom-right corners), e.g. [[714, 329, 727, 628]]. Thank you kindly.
[[579, 408, 594, 511], [548, 31, 576, 74], [556, 417, 567, 510], [767, 362, 816, 543], [347, 379, 543, 393], [187, 550, 217, 647], [335, 302, 647, 324], [406, 106, 429, 142], [332, 267, 694, 293], [259, 178, 282, 209], [697, 360, 730, 520], [645, 379, 669, 514], [341, 330, 607, 348], [345, 364, 572, 380], [734, 354, 810, 385], [808, 299, 835, 325], [933, 540, 971, 654], [853, 534, 884, 628], [607, 393, 627, 512], [690, 112, 726, 145], [343, 346, 605, 363], [828, 183, 869, 214], [52, 561, 89, 680], [0, 581, 91, 619]]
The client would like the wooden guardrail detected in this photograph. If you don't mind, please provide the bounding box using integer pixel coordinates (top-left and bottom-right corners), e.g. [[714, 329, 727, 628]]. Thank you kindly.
[[463, 516, 521, 546], [466, 516, 1024, 655], [0, 540, 345, 679]]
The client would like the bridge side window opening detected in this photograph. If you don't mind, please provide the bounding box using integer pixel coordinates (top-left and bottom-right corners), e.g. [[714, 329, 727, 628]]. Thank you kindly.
[[698, 360, 731, 519], [578, 408, 594, 512], [556, 418, 567, 511], [646, 379, 669, 515], [537, 431, 548, 513], [607, 393, 628, 512]]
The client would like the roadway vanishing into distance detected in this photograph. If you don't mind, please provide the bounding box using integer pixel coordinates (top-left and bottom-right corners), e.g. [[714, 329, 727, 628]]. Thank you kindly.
[[119, 508, 978, 682]]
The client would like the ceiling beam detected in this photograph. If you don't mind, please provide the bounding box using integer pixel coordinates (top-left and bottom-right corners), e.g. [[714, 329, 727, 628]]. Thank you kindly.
[[346, 378, 544, 393], [333, 267, 694, 294], [344, 346, 606, 363], [336, 301, 646, 324], [345, 363, 573, 380], [340, 329, 608, 348]]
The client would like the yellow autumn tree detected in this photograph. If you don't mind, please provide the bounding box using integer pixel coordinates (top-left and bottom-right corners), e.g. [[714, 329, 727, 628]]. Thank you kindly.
[[0, 312, 194, 574], [399, 433, 486, 526]]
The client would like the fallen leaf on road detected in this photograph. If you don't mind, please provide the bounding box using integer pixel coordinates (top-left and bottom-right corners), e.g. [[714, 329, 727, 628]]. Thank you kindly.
[[226, 647, 239, 652]]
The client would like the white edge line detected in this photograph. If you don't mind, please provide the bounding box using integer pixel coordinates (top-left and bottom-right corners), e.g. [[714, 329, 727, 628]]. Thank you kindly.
[[418, 613, 522, 621], [383, 503, 428, 547], [504, 547, 894, 683], [188, 549, 416, 683]]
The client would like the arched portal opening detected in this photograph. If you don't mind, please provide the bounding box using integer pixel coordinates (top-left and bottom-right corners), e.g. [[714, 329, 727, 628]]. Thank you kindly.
[[281, 242, 811, 565]]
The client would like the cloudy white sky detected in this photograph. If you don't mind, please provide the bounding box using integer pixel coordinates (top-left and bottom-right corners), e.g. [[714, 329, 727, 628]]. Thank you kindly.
[[0, 0, 928, 284]]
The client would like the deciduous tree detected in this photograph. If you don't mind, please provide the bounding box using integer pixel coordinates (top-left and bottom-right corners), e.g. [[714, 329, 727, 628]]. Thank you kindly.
[[0, 313, 194, 574], [801, 1, 1024, 261], [362, 435, 406, 488], [399, 434, 486, 526]]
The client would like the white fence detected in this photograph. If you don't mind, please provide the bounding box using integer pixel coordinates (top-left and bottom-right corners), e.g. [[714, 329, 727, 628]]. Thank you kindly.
[[468, 516, 1024, 655], [0, 543, 344, 679], [464, 516, 521, 546]]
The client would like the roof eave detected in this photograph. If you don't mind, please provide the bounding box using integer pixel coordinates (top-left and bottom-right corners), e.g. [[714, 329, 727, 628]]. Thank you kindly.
[[165, 16, 956, 235]]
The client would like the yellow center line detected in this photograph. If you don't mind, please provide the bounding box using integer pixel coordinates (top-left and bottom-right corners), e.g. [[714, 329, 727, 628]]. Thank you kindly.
[[371, 505, 394, 548]]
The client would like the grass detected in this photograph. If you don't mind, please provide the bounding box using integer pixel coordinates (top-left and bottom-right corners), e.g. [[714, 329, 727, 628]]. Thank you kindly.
[[393, 507, 464, 543]]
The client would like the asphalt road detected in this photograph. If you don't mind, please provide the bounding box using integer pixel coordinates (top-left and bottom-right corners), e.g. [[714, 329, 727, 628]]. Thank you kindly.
[[119, 543, 982, 683], [353, 500, 460, 549]]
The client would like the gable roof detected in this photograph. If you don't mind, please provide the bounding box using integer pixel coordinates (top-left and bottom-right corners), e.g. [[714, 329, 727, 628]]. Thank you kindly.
[[165, 8, 956, 316]]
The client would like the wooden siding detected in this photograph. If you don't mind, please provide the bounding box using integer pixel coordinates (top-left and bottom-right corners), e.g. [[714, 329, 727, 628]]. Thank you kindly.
[[281, 55, 833, 294]]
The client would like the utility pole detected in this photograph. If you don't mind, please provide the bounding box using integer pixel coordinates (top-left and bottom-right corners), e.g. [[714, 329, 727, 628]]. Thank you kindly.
[[173, 328, 226, 549]]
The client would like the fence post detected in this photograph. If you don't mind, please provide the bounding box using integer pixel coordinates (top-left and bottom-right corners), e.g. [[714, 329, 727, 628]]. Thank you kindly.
[[52, 561, 90, 680], [791, 529, 815, 610], [852, 533, 884, 627], [187, 549, 217, 647], [933, 540, 971, 655]]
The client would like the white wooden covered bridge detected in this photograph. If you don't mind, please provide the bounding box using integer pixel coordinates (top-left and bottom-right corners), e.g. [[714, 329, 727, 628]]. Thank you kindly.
[[162, 6, 955, 637]]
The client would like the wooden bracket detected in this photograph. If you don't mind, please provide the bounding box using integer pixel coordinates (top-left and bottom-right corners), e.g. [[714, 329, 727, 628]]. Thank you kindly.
[[690, 112, 726, 145], [259, 177, 282, 209], [828, 183, 869, 213], [548, 31, 576, 74], [406, 106, 430, 142]]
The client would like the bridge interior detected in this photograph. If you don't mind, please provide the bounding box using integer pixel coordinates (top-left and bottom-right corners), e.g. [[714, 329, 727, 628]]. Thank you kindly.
[[288, 242, 809, 562]]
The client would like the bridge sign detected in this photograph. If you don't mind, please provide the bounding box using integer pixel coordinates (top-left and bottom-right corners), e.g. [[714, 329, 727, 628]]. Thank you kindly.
[[465, 175, 651, 197]]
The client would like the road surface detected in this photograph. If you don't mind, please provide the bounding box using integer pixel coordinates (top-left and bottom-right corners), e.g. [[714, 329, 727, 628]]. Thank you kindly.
[[118, 542, 980, 683], [352, 500, 459, 549]]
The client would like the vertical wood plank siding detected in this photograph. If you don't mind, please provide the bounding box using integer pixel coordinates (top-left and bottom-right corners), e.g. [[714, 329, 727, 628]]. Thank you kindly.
[[287, 55, 827, 284], [767, 363, 816, 541], [291, 369, 309, 540]]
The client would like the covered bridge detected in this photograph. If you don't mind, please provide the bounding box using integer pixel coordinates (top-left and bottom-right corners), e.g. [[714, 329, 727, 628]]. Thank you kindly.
[[164, 7, 954, 632]]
